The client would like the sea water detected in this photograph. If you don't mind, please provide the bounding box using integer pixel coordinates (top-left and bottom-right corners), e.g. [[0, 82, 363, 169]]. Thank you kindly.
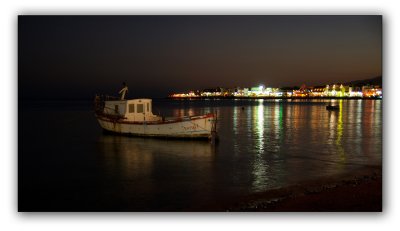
[[19, 98, 382, 211]]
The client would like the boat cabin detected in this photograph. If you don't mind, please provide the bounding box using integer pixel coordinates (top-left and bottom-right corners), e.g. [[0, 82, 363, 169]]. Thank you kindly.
[[103, 98, 162, 122]]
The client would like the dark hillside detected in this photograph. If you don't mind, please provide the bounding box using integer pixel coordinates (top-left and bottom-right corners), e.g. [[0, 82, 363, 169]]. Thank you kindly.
[[345, 76, 382, 87]]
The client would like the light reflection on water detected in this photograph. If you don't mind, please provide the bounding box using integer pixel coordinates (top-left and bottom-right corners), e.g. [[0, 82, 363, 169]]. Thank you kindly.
[[336, 100, 345, 163], [98, 99, 381, 203], [251, 100, 268, 191], [96, 135, 217, 210], [98, 135, 215, 181], [21, 99, 382, 210], [213, 99, 381, 193]]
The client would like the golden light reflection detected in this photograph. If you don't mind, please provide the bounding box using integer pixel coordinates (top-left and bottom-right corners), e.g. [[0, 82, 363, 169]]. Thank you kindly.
[[98, 136, 215, 179], [271, 103, 282, 153], [373, 100, 382, 163], [232, 106, 241, 157], [101, 136, 154, 178], [356, 100, 363, 138], [347, 100, 355, 138], [368, 100, 375, 131], [328, 100, 337, 145], [173, 108, 196, 117], [335, 100, 345, 162], [290, 103, 302, 144], [374, 100, 381, 134], [233, 106, 238, 135]]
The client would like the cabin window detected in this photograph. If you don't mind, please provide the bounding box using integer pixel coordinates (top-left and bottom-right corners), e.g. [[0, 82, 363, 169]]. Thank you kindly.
[[137, 104, 144, 113], [129, 104, 135, 113], [147, 103, 150, 112], [114, 105, 119, 114]]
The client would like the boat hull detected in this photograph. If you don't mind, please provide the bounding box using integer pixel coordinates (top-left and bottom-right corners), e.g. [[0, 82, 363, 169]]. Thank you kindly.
[[96, 114, 216, 139], [326, 105, 339, 110]]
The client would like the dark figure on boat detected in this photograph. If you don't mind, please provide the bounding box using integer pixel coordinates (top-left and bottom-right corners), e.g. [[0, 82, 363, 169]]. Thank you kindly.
[[119, 82, 129, 100]]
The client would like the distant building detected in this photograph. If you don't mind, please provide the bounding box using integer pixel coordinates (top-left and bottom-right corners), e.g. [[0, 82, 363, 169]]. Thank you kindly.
[[324, 84, 352, 97], [201, 88, 220, 97], [169, 81, 382, 98], [362, 85, 382, 97], [309, 86, 325, 97]]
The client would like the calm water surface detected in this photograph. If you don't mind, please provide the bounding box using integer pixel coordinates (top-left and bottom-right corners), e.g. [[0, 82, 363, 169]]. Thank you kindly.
[[19, 99, 382, 211]]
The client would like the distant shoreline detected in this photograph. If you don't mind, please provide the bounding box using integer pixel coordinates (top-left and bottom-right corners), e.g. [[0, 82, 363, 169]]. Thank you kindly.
[[18, 96, 383, 101], [168, 96, 382, 100]]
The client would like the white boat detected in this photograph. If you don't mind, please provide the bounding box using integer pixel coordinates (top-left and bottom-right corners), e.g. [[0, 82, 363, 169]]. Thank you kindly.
[[94, 96, 217, 139]]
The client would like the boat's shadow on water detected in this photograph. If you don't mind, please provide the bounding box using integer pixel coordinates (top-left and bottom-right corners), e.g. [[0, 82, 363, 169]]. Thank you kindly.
[[97, 132, 217, 159], [83, 133, 219, 211]]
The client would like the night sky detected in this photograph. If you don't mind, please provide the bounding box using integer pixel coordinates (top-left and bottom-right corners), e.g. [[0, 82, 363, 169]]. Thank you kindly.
[[18, 15, 382, 99]]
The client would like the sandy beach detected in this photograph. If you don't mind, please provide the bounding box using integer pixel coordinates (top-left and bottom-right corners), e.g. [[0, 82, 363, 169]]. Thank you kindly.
[[223, 165, 382, 212]]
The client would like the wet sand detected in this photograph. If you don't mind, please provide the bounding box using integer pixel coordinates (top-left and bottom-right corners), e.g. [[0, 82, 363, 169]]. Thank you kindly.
[[224, 165, 382, 212]]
